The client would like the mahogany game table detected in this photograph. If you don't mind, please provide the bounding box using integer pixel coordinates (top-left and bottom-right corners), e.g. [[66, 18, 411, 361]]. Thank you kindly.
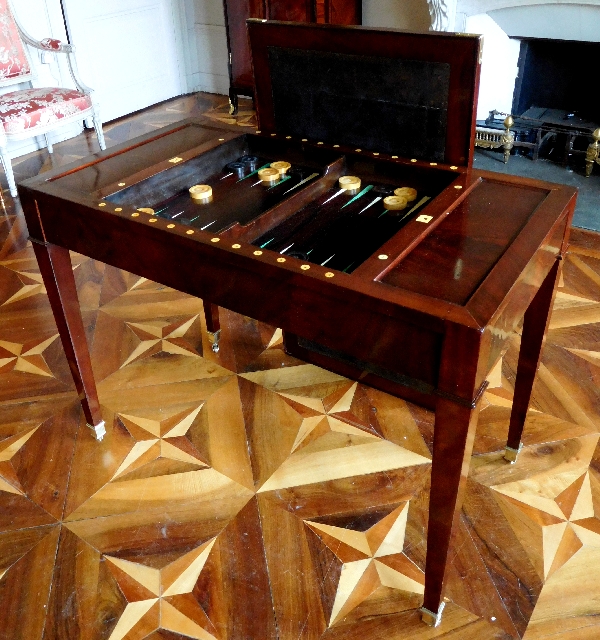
[[18, 21, 577, 627]]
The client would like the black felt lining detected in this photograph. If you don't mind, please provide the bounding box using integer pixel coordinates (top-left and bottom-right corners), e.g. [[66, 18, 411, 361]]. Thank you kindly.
[[268, 47, 450, 162]]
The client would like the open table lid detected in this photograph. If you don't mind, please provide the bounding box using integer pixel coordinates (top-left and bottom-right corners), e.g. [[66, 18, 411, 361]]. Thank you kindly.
[[248, 20, 482, 168]]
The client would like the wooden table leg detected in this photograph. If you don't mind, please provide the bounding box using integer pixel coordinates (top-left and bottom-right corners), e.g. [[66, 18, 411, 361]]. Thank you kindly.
[[504, 259, 562, 462], [419, 321, 486, 626], [204, 302, 221, 352], [32, 240, 105, 440], [420, 395, 482, 626]]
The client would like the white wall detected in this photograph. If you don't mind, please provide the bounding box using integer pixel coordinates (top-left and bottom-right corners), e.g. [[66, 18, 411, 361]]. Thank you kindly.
[[465, 13, 520, 120], [362, 0, 431, 31], [463, 2, 600, 120], [182, 0, 229, 95], [11, 0, 69, 84]]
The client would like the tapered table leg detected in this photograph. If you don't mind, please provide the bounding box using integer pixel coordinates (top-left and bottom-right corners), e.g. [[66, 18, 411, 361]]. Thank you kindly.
[[204, 302, 221, 352], [505, 259, 562, 462], [32, 240, 105, 440], [420, 395, 482, 626]]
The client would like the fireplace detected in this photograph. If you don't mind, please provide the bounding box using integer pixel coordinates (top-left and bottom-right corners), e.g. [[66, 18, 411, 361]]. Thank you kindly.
[[512, 37, 600, 120], [501, 37, 599, 164]]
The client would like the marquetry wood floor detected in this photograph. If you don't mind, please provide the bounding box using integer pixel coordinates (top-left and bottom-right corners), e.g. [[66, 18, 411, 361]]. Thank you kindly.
[[1, 94, 600, 639]]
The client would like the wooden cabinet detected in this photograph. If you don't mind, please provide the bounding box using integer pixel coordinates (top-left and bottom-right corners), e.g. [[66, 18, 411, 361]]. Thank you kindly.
[[222, 0, 361, 113]]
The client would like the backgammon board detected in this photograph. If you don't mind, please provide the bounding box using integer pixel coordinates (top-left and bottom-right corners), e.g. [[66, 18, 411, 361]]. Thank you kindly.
[[18, 21, 577, 628]]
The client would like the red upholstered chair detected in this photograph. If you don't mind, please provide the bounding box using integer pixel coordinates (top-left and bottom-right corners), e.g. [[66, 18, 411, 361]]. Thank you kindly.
[[0, 0, 105, 197]]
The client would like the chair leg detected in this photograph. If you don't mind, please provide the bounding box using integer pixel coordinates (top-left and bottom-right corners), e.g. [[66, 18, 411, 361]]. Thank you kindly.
[[44, 134, 54, 154], [0, 146, 18, 198], [91, 105, 106, 151]]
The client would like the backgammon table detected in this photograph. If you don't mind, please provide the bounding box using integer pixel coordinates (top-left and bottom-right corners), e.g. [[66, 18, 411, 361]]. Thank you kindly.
[[18, 21, 577, 628]]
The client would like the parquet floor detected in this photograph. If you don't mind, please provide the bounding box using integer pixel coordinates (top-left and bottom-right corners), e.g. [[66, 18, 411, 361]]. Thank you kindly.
[[1, 94, 600, 639]]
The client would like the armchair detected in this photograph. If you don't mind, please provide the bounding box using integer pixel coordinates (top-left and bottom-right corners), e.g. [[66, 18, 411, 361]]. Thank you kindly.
[[0, 0, 105, 197]]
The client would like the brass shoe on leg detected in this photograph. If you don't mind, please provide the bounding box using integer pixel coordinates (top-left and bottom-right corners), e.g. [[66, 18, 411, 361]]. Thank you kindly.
[[420, 602, 445, 627], [208, 329, 221, 353], [504, 443, 523, 463], [87, 420, 106, 441]]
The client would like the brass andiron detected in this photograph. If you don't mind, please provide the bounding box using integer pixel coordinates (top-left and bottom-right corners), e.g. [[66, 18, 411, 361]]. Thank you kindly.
[[501, 116, 515, 163], [475, 115, 514, 163], [586, 128, 600, 177]]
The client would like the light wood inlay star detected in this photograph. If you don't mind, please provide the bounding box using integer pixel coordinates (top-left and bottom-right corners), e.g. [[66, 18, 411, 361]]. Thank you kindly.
[[0, 335, 58, 377], [0, 426, 41, 494], [105, 537, 219, 640], [0, 245, 85, 306], [278, 380, 359, 414], [112, 406, 208, 480], [493, 469, 600, 580], [121, 316, 201, 367], [306, 503, 424, 626], [0, 270, 46, 306]]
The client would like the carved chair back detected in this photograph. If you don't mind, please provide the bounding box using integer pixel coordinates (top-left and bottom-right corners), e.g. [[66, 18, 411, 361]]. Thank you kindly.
[[0, 0, 33, 87], [0, 0, 106, 198]]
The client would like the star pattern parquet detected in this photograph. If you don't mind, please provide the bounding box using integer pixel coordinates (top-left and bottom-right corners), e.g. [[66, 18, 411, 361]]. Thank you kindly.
[[1, 94, 600, 639]]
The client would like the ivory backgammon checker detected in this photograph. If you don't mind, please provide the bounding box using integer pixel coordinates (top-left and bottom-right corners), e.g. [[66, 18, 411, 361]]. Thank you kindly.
[[19, 21, 576, 629]]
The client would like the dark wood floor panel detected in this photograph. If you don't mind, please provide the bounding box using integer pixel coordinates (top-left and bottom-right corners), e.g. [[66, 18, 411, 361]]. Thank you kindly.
[[1, 95, 600, 639]]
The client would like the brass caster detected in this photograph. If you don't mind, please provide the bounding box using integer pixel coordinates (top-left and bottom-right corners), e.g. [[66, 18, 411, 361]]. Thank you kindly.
[[87, 420, 106, 441], [504, 443, 523, 463], [420, 602, 445, 627], [208, 329, 221, 353]]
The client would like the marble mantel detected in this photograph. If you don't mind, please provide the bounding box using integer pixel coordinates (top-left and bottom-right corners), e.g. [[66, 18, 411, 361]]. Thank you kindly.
[[427, 0, 600, 31]]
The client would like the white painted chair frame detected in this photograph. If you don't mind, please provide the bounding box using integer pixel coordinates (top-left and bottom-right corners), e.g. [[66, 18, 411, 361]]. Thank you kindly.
[[0, 0, 105, 197]]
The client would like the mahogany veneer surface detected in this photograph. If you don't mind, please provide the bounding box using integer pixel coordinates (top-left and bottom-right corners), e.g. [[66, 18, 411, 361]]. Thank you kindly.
[[382, 180, 550, 304]]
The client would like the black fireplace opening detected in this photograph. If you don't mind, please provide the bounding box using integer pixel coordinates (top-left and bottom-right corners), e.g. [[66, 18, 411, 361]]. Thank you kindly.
[[512, 37, 600, 120], [503, 37, 599, 163]]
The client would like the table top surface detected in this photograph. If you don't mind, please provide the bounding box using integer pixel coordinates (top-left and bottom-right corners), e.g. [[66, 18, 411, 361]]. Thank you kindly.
[[20, 120, 577, 332], [18, 118, 578, 407]]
